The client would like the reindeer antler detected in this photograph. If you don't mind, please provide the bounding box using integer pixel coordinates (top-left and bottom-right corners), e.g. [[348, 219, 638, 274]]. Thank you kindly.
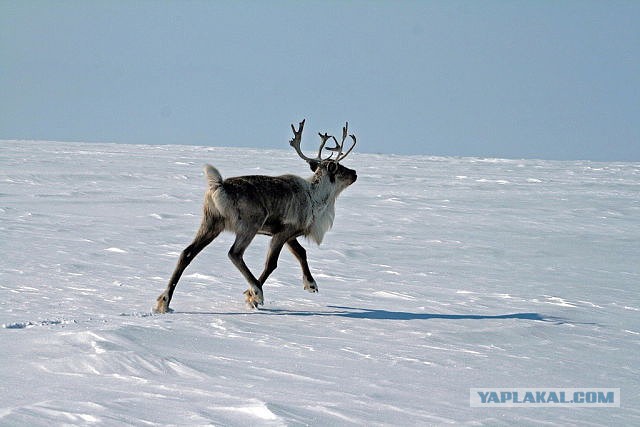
[[317, 132, 338, 160], [290, 119, 356, 163], [329, 122, 357, 162], [289, 119, 334, 163]]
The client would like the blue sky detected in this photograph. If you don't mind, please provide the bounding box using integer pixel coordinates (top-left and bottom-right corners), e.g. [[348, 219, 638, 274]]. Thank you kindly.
[[1, 0, 638, 161]]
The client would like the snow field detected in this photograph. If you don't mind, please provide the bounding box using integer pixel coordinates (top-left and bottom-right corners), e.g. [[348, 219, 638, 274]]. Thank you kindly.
[[1, 141, 639, 425]]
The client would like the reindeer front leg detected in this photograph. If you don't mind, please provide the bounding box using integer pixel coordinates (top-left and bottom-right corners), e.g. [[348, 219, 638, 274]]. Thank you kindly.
[[252, 231, 305, 304], [228, 228, 264, 308], [287, 238, 318, 293]]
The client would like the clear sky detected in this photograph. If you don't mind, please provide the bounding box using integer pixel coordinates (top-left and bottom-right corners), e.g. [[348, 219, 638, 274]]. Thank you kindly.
[[1, 0, 639, 161]]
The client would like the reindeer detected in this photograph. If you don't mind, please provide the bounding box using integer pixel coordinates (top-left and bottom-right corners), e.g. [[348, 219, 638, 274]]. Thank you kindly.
[[154, 119, 357, 312]]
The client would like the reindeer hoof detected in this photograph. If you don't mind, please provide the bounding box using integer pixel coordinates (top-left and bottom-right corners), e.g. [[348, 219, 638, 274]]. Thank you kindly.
[[153, 293, 172, 314], [244, 288, 264, 309], [304, 278, 318, 293]]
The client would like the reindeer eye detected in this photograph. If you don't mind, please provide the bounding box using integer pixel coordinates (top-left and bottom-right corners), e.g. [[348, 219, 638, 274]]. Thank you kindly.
[[327, 162, 338, 174]]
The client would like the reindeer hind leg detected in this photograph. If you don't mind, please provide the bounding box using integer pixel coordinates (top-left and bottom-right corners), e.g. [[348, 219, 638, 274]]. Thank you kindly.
[[154, 213, 224, 313]]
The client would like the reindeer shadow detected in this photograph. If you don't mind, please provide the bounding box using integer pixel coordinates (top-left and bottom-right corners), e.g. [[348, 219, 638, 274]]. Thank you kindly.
[[177, 305, 571, 324], [261, 306, 568, 323]]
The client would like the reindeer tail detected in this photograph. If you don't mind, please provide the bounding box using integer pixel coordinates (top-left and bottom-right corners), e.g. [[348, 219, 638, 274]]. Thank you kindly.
[[204, 164, 223, 190]]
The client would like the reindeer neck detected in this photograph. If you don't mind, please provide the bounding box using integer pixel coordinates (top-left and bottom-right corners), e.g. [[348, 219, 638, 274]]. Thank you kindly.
[[308, 174, 336, 206], [306, 174, 337, 244]]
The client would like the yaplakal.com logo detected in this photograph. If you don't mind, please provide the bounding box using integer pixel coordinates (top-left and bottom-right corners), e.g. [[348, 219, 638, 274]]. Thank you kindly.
[[470, 388, 620, 408]]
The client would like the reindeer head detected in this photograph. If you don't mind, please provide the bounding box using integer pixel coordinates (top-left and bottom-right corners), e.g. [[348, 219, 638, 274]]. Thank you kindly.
[[289, 119, 358, 191]]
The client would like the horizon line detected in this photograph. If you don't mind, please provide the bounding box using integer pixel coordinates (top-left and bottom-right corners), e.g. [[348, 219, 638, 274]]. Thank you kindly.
[[1, 138, 638, 164]]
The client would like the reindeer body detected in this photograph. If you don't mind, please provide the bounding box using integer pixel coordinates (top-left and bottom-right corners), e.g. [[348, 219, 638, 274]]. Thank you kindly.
[[208, 168, 342, 244], [155, 120, 357, 312]]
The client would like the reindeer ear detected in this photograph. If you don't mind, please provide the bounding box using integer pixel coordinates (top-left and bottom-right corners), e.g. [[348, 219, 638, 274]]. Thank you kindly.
[[327, 161, 338, 174], [309, 160, 319, 172]]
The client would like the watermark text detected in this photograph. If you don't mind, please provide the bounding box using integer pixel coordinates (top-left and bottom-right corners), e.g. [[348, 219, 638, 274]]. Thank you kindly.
[[470, 388, 620, 407]]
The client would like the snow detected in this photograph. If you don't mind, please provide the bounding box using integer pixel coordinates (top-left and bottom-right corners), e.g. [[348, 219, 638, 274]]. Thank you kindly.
[[1, 140, 639, 425]]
